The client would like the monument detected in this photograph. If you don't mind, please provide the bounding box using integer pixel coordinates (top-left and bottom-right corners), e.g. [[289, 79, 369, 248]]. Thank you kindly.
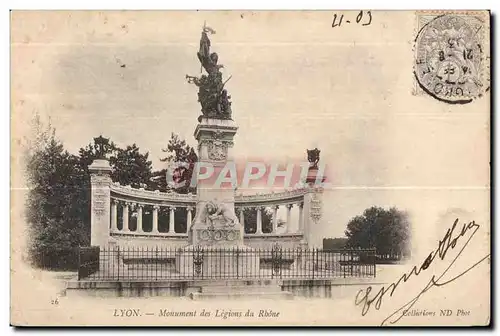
[[178, 24, 256, 277]]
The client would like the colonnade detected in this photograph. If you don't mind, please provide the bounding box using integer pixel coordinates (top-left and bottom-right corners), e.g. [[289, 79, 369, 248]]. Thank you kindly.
[[110, 200, 305, 235], [110, 200, 194, 234], [235, 202, 304, 234]]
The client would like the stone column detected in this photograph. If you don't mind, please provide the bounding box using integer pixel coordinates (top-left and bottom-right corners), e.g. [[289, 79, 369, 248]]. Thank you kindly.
[[298, 202, 304, 233], [272, 205, 279, 233], [302, 187, 324, 247], [186, 206, 193, 233], [152, 205, 159, 234], [169, 206, 176, 234], [256, 207, 263, 234], [122, 202, 130, 232], [286, 204, 293, 233], [137, 204, 143, 233], [89, 159, 112, 247], [239, 207, 245, 228], [111, 199, 118, 232]]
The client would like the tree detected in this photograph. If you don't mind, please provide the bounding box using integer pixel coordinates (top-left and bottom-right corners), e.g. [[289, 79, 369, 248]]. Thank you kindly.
[[152, 133, 198, 194], [25, 126, 156, 269], [79, 137, 153, 188], [241, 208, 273, 233], [25, 120, 90, 269], [344, 206, 411, 257], [110, 144, 153, 189], [323, 238, 348, 250]]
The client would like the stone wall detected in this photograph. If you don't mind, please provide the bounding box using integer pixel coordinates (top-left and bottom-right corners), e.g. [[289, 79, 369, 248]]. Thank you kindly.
[[66, 280, 200, 298], [281, 278, 386, 299], [243, 234, 305, 250], [110, 234, 189, 249]]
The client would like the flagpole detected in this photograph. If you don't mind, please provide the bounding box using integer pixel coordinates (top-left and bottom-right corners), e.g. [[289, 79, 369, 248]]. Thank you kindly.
[[200, 21, 206, 74]]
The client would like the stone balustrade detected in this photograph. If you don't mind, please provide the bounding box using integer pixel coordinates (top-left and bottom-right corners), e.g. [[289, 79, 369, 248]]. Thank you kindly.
[[235, 188, 307, 204], [110, 182, 196, 204]]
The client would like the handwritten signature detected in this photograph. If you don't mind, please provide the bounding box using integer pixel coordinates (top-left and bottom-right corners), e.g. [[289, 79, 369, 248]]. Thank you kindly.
[[354, 218, 490, 325]]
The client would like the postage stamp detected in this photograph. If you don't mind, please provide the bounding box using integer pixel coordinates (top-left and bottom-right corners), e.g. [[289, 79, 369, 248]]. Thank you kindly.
[[413, 11, 490, 104]]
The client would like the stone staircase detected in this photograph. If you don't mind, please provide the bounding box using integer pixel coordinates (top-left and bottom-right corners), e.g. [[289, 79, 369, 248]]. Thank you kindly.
[[188, 279, 293, 300]]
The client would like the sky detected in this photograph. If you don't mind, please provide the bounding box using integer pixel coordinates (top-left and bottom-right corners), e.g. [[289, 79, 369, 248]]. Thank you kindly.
[[11, 11, 490, 248]]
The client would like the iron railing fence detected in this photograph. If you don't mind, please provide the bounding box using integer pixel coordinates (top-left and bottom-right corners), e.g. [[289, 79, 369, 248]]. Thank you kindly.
[[77, 246, 376, 281], [376, 252, 409, 264]]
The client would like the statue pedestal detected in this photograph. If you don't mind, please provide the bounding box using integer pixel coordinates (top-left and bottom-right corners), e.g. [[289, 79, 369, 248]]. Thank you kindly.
[[177, 117, 260, 277], [305, 166, 326, 185], [190, 117, 243, 247], [193, 117, 238, 163]]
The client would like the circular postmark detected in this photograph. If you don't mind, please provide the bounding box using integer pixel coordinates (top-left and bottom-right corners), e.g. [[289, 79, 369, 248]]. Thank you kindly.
[[414, 14, 485, 104]]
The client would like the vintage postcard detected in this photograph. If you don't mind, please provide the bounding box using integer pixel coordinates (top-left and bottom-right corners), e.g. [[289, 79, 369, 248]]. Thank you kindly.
[[10, 10, 491, 326]]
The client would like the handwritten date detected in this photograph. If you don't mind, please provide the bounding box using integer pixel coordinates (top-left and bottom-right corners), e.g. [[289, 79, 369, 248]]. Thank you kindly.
[[332, 11, 372, 28]]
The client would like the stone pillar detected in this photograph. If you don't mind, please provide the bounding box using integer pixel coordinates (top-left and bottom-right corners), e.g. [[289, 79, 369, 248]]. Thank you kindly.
[[191, 117, 243, 247], [186, 206, 193, 233], [111, 199, 118, 232], [286, 204, 293, 233], [272, 205, 279, 233], [239, 207, 245, 228], [303, 164, 326, 247], [256, 207, 263, 234], [122, 202, 130, 232], [298, 202, 304, 233], [89, 159, 112, 247], [137, 204, 143, 233], [169, 206, 176, 233], [302, 187, 324, 247], [152, 205, 159, 234]]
